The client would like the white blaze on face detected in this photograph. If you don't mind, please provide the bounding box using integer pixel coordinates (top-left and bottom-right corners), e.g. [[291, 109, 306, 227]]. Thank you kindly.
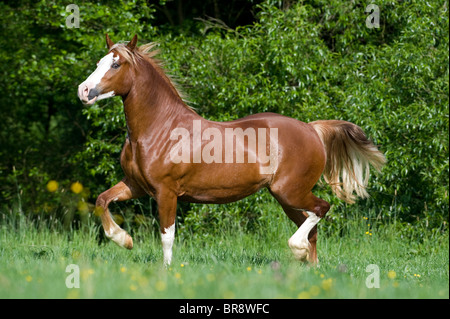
[[86, 52, 118, 86], [78, 52, 118, 103]]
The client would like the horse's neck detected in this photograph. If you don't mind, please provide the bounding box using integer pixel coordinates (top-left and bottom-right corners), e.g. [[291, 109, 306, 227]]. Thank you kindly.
[[122, 65, 199, 140]]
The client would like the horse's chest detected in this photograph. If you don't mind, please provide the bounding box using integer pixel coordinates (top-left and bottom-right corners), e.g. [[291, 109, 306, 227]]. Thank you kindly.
[[120, 139, 136, 176], [120, 138, 161, 195], [120, 139, 151, 190]]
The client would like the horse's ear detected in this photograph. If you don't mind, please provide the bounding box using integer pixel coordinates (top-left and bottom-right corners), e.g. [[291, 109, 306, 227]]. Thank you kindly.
[[127, 34, 138, 51], [106, 33, 114, 50]]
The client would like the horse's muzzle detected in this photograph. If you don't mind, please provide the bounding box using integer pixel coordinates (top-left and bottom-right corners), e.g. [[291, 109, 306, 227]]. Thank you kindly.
[[78, 82, 100, 105]]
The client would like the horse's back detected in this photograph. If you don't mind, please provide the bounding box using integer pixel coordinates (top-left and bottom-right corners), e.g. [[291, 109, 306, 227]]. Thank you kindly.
[[238, 113, 327, 193], [206, 112, 326, 188]]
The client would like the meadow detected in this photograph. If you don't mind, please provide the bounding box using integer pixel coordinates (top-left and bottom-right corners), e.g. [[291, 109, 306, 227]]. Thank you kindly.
[[1, 202, 448, 299]]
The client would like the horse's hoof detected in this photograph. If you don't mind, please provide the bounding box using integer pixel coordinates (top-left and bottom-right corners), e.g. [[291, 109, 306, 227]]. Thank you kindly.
[[288, 239, 310, 262], [123, 233, 133, 250], [106, 228, 133, 250]]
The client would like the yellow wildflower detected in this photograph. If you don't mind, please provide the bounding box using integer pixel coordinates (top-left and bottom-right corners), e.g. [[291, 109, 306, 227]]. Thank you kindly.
[[46, 180, 59, 192], [387, 270, 396, 279], [70, 182, 83, 194], [113, 214, 124, 225], [94, 206, 104, 216]]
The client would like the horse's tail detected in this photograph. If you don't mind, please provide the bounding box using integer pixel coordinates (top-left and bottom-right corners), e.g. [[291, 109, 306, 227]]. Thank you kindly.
[[309, 120, 386, 204]]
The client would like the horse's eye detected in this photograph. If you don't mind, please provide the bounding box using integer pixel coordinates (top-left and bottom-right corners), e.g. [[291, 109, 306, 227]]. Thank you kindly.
[[112, 62, 120, 69]]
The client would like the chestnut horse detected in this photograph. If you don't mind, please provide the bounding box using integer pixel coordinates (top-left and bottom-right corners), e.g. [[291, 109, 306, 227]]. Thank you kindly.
[[77, 34, 386, 265]]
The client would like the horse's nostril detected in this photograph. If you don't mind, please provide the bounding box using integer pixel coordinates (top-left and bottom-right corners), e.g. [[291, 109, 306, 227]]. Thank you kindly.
[[87, 87, 100, 101]]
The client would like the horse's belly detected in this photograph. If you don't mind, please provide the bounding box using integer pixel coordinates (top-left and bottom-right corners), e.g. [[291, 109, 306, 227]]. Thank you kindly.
[[178, 185, 263, 204], [177, 163, 269, 204]]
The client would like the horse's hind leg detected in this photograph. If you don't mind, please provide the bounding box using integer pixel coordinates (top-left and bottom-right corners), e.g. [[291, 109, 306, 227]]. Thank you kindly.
[[95, 178, 145, 249], [280, 206, 317, 263], [274, 192, 330, 264]]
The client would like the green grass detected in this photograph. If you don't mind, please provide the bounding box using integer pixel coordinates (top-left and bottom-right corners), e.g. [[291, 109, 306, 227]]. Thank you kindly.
[[0, 206, 448, 299]]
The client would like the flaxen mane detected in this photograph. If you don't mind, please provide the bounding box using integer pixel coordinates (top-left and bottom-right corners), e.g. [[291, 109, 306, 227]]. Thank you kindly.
[[111, 42, 195, 113]]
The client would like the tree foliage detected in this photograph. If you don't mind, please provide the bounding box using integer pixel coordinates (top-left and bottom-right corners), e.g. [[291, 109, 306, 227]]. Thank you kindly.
[[1, 0, 448, 230]]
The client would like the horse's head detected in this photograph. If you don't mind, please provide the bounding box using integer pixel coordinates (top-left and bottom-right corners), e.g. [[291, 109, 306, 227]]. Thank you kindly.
[[78, 34, 137, 105]]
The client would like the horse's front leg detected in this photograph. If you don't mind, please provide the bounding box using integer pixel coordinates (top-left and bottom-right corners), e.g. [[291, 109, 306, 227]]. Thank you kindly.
[[95, 178, 145, 249], [156, 190, 178, 266]]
